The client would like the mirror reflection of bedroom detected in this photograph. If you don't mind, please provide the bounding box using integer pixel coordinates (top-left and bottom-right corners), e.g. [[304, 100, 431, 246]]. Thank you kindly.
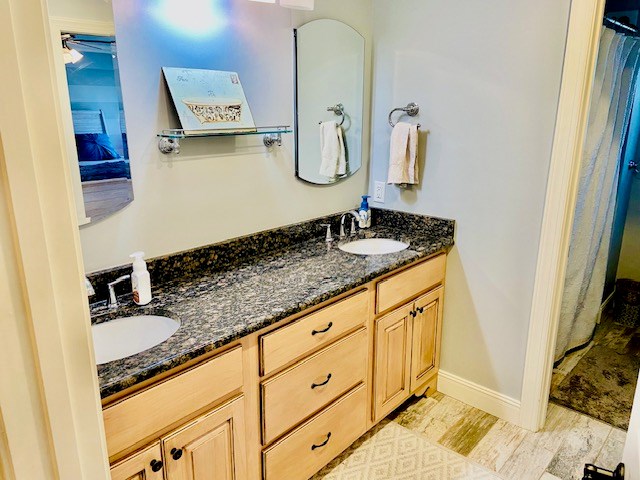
[[62, 33, 133, 223]]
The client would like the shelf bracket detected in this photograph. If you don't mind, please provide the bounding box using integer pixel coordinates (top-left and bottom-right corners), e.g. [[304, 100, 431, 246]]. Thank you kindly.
[[158, 137, 180, 155], [263, 132, 282, 148]]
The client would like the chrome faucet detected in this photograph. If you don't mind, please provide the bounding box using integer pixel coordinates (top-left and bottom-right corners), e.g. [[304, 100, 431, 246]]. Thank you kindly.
[[320, 223, 333, 243], [339, 211, 361, 238], [107, 275, 130, 309]]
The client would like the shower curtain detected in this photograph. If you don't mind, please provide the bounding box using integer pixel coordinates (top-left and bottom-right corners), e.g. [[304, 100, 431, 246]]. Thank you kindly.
[[556, 27, 640, 361]]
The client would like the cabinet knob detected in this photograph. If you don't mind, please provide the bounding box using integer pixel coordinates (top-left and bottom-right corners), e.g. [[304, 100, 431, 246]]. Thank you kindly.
[[409, 310, 417, 318], [170, 448, 183, 460], [416, 306, 424, 314], [150, 459, 163, 472]]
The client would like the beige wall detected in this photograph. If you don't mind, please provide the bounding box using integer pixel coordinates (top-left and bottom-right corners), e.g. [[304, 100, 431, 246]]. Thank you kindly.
[[618, 179, 640, 281], [63, 0, 372, 272], [47, 0, 113, 22], [368, 0, 571, 400]]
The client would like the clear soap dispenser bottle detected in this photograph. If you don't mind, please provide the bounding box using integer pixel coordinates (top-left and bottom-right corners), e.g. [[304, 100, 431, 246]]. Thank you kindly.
[[130, 251, 152, 305], [359, 195, 371, 229]]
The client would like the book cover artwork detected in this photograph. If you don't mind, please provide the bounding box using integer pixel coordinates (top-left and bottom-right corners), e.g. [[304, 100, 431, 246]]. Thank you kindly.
[[162, 67, 256, 134]]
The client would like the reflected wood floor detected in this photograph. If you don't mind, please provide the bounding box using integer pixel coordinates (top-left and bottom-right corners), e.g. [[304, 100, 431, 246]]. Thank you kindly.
[[387, 391, 625, 480], [82, 178, 133, 221]]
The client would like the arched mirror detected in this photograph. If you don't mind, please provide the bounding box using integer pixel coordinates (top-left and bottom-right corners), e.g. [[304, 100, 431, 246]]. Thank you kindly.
[[294, 19, 365, 185]]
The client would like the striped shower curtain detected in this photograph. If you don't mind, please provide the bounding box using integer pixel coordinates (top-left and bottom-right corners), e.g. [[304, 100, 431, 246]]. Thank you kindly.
[[556, 27, 640, 361]]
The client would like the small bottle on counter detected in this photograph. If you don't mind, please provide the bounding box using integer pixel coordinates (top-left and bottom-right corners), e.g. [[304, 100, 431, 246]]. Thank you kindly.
[[130, 251, 152, 305], [359, 195, 371, 228]]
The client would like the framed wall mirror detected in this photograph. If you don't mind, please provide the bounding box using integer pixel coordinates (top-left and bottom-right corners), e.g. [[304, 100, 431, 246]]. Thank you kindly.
[[52, 20, 133, 225], [294, 19, 365, 185]]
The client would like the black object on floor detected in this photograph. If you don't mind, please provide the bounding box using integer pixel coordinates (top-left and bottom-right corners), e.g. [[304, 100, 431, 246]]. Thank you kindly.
[[583, 463, 625, 479]]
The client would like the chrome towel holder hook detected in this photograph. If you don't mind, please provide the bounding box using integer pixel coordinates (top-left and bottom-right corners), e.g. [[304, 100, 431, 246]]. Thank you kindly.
[[320, 103, 345, 126], [389, 102, 420, 128]]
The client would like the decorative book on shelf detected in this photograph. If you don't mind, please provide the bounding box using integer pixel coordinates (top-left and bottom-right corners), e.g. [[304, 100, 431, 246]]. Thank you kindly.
[[162, 67, 257, 135]]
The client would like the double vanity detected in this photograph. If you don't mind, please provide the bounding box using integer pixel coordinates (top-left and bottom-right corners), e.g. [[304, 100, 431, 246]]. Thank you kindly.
[[89, 209, 454, 480]]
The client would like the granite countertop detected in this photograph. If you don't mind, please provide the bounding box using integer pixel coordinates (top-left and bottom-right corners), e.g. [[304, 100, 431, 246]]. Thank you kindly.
[[91, 210, 455, 399]]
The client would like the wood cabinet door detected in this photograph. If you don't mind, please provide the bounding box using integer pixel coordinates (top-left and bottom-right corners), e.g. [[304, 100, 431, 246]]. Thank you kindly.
[[162, 396, 247, 480], [410, 287, 444, 392], [110, 442, 164, 480], [373, 303, 414, 422]]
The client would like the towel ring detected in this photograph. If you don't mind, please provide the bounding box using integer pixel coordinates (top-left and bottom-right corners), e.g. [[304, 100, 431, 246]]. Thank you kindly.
[[389, 102, 420, 128], [320, 103, 345, 126]]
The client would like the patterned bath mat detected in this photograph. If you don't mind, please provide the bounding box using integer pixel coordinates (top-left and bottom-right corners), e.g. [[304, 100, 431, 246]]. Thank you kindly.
[[313, 420, 503, 479], [551, 344, 640, 430]]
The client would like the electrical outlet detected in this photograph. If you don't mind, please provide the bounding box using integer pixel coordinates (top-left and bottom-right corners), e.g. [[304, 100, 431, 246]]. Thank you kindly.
[[374, 181, 385, 203]]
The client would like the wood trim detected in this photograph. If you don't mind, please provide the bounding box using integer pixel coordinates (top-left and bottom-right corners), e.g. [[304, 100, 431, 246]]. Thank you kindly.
[[260, 290, 368, 376], [103, 347, 243, 458], [410, 287, 444, 391], [519, 0, 606, 431], [376, 253, 446, 314], [109, 442, 163, 480], [0, 1, 111, 477], [162, 396, 247, 480], [261, 328, 368, 445], [372, 303, 414, 423]]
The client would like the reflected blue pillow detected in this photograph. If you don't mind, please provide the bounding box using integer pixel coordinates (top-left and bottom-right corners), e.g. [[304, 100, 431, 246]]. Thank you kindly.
[[75, 133, 120, 161]]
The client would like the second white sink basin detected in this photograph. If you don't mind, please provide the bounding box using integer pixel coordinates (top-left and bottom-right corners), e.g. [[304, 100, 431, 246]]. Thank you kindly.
[[92, 315, 180, 365], [339, 238, 409, 255]]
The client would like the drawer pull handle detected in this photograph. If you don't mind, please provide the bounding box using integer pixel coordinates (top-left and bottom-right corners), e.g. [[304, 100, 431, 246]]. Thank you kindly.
[[150, 459, 163, 472], [311, 432, 332, 450], [312, 322, 333, 335], [311, 373, 332, 389], [416, 306, 424, 314], [170, 448, 183, 461]]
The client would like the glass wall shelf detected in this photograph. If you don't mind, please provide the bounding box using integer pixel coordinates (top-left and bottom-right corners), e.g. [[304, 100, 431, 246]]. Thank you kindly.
[[157, 126, 292, 154]]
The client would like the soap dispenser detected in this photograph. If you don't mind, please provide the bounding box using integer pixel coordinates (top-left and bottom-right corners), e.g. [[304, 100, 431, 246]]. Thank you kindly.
[[130, 251, 152, 305], [359, 195, 371, 229]]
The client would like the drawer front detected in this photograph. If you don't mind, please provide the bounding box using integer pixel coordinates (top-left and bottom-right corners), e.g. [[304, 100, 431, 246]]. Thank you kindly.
[[263, 384, 367, 480], [260, 290, 368, 375], [376, 254, 446, 313], [262, 328, 367, 445], [103, 346, 243, 458]]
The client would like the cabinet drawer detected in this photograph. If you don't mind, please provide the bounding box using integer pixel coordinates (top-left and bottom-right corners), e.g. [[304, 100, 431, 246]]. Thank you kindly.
[[261, 328, 367, 445], [376, 254, 445, 313], [263, 384, 367, 480], [260, 290, 368, 375], [103, 346, 243, 457]]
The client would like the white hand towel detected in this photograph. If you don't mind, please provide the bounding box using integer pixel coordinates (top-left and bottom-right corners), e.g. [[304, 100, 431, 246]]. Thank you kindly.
[[336, 125, 347, 176], [387, 122, 419, 186], [319, 121, 347, 178]]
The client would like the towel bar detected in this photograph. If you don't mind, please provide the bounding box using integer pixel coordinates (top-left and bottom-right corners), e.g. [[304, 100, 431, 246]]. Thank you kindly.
[[320, 103, 346, 126], [389, 102, 421, 128]]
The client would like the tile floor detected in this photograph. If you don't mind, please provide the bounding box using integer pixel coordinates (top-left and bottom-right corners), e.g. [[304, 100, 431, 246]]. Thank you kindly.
[[388, 392, 626, 480]]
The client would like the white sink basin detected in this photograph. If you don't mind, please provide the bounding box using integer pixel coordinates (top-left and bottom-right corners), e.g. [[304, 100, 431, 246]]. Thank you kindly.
[[339, 238, 409, 255], [92, 315, 180, 365]]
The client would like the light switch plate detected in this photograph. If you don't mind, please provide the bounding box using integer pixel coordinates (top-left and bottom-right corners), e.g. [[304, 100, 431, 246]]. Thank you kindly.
[[374, 181, 385, 203]]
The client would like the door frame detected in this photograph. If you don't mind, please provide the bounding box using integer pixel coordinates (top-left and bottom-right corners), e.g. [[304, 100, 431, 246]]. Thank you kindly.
[[0, 0, 110, 477], [519, 0, 607, 431]]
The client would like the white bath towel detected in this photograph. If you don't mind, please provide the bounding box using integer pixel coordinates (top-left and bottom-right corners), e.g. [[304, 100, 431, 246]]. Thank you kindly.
[[319, 121, 347, 178], [387, 122, 419, 186]]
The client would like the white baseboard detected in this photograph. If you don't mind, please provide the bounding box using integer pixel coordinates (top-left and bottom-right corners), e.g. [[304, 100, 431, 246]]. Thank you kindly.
[[438, 370, 522, 426]]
